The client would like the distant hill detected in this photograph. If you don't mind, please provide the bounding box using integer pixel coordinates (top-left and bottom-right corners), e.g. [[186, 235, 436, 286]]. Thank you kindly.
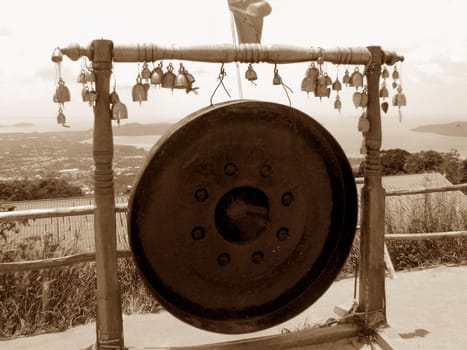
[[0, 122, 35, 128], [112, 122, 172, 136], [412, 121, 467, 137]]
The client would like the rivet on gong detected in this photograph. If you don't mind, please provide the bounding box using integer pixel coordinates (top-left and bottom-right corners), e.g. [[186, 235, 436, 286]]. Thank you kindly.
[[217, 253, 231, 266], [276, 227, 290, 241], [191, 226, 206, 240], [281, 192, 294, 206], [260, 164, 272, 178], [194, 188, 208, 202], [251, 251, 264, 264], [224, 163, 238, 176]]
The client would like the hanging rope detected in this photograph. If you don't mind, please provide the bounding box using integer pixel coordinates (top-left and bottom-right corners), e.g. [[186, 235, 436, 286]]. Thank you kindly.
[[230, 13, 244, 99], [210, 63, 231, 105]]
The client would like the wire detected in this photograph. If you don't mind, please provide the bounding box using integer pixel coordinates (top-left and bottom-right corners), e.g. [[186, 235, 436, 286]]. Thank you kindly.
[[210, 63, 231, 105]]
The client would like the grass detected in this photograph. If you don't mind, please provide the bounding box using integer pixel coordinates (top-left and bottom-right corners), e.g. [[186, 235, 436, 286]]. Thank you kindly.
[[385, 190, 467, 270], [0, 227, 161, 339]]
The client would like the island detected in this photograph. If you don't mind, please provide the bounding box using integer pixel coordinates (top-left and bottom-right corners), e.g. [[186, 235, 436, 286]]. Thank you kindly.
[[411, 121, 467, 138]]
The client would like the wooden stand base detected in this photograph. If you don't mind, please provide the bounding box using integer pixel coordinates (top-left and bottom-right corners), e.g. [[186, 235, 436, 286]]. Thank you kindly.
[[122, 323, 361, 350]]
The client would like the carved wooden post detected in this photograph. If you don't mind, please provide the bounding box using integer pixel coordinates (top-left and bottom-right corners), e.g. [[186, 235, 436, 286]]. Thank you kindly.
[[358, 46, 386, 328], [92, 39, 124, 349]]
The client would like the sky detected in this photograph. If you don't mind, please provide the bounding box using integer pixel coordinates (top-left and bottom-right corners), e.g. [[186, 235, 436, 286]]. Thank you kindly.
[[0, 0, 467, 132]]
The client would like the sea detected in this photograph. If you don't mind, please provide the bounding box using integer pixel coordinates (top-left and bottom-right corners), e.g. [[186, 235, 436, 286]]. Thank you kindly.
[[111, 122, 467, 159], [3, 117, 467, 159]]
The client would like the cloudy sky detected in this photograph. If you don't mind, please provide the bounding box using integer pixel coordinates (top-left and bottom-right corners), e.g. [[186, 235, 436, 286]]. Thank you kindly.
[[0, 0, 466, 131]]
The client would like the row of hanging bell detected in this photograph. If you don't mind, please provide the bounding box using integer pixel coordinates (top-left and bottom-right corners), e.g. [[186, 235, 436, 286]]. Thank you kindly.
[[77, 69, 95, 84], [342, 67, 364, 90], [301, 63, 342, 100], [53, 76, 70, 128], [77, 65, 98, 107], [149, 61, 197, 92], [353, 87, 369, 109]]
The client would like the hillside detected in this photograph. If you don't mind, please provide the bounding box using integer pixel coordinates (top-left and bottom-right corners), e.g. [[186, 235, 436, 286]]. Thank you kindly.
[[412, 121, 467, 137]]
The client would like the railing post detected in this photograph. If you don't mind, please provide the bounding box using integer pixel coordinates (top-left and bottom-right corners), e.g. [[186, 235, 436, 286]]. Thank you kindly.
[[358, 46, 386, 328], [91, 39, 124, 349]]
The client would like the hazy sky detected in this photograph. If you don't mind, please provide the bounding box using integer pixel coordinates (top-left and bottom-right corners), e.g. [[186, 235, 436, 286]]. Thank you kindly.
[[0, 0, 466, 130]]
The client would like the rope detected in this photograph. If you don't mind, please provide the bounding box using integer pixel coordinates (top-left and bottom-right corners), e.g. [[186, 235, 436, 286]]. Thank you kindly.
[[230, 12, 244, 98]]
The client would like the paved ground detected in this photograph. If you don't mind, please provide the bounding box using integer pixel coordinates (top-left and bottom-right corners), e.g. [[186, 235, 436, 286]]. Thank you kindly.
[[2, 265, 466, 350]]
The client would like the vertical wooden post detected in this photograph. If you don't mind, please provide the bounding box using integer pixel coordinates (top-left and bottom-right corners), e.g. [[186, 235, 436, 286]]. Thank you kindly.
[[358, 46, 386, 328], [92, 39, 124, 349]]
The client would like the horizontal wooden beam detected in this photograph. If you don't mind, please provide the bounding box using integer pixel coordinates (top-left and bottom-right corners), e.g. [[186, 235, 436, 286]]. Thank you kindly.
[[385, 183, 467, 196], [0, 250, 132, 272], [0, 202, 127, 223], [127, 323, 361, 350], [59, 42, 404, 66], [385, 230, 467, 241]]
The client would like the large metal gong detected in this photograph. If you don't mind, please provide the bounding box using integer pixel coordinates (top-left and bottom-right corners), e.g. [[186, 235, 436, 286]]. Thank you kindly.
[[128, 100, 357, 334]]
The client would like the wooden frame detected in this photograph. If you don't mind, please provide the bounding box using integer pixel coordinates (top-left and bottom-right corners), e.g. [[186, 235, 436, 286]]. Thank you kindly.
[[51, 40, 404, 349]]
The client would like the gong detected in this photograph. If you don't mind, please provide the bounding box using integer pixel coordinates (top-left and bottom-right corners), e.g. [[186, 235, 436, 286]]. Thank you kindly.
[[128, 100, 357, 334]]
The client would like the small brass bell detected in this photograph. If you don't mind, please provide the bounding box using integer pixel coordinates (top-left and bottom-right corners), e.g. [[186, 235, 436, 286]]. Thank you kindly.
[[392, 86, 406, 107], [393, 86, 406, 122], [110, 90, 128, 124], [111, 102, 128, 124], [141, 62, 151, 81], [56, 108, 69, 127], [332, 78, 342, 91], [57, 110, 66, 125], [342, 69, 350, 86], [379, 83, 389, 99], [82, 86, 89, 102], [162, 63, 176, 90], [174, 63, 190, 89], [392, 81, 398, 89], [358, 113, 370, 133], [334, 95, 342, 112], [352, 92, 362, 108], [350, 67, 364, 89], [151, 62, 164, 86], [314, 74, 330, 99], [54, 79, 71, 103], [245, 64, 258, 82], [77, 70, 86, 84], [324, 73, 332, 87], [183, 69, 198, 94], [381, 101, 389, 113], [85, 71, 96, 83], [301, 76, 315, 93], [382, 67, 389, 79], [272, 67, 282, 85], [301, 64, 319, 93], [51, 47, 63, 63], [132, 77, 148, 103], [87, 90, 97, 106], [392, 67, 399, 80]]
